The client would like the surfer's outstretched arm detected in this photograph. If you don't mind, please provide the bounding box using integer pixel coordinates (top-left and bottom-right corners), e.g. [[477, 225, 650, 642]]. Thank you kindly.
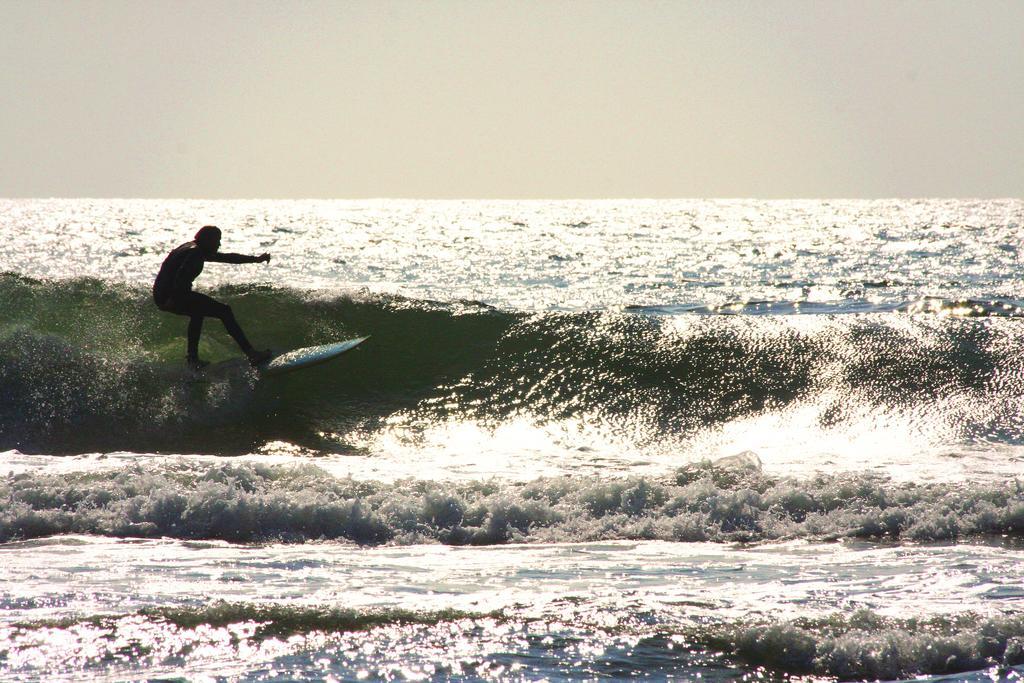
[[209, 252, 271, 264]]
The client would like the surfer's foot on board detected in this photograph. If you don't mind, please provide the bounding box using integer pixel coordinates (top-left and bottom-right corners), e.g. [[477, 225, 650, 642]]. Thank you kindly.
[[246, 348, 273, 366], [186, 356, 210, 371]]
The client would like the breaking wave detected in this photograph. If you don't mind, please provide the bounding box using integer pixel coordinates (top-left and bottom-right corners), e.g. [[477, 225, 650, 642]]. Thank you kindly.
[[6, 275, 1024, 456], [3, 458, 1024, 545], [695, 609, 1024, 681]]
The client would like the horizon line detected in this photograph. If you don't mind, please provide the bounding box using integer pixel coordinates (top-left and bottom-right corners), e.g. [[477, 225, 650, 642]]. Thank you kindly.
[[2, 196, 1021, 202]]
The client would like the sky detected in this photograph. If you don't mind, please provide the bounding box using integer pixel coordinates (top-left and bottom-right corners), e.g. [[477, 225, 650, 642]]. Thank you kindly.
[[1, 0, 1021, 199]]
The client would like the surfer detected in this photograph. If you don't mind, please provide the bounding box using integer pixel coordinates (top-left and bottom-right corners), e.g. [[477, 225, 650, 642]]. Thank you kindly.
[[153, 225, 273, 369]]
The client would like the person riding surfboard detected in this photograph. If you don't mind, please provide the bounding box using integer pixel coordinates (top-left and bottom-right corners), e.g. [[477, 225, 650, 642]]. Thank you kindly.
[[153, 225, 273, 370]]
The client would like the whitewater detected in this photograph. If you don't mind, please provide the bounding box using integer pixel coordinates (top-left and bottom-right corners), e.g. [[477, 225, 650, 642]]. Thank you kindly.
[[2, 198, 1024, 682]]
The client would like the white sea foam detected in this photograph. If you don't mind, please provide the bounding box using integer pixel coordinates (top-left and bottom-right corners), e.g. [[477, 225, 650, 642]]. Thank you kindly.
[[3, 458, 1023, 546]]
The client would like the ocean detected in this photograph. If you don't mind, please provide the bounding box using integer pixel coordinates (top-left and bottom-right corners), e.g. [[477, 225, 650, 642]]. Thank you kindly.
[[2, 198, 1024, 682]]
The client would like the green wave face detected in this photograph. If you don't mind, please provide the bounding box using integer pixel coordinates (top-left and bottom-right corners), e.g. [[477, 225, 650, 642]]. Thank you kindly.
[[6, 274, 1024, 456], [0, 275, 512, 454]]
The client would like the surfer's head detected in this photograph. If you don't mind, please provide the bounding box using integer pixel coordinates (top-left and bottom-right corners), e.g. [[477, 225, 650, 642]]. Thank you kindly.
[[195, 225, 222, 253]]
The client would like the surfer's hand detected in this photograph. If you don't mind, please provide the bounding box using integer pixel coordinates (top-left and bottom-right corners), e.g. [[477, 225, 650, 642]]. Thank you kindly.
[[257, 253, 271, 264]]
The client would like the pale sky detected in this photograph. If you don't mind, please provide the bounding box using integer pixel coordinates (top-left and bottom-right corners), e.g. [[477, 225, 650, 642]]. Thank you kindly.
[[1, 0, 1021, 198]]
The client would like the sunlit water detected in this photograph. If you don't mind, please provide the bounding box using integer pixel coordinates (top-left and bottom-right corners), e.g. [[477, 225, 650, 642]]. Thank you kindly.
[[2, 199, 1024, 681]]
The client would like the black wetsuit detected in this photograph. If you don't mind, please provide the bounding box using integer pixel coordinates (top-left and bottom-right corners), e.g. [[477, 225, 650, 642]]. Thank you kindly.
[[153, 241, 261, 361]]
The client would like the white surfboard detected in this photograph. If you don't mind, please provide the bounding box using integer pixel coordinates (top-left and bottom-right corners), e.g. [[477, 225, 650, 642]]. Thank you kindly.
[[259, 336, 369, 376]]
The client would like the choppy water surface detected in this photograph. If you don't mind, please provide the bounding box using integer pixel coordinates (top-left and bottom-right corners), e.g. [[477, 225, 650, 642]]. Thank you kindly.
[[2, 199, 1024, 681]]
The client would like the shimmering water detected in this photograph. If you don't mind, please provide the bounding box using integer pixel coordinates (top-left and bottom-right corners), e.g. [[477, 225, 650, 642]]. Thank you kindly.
[[2, 199, 1024, 681]]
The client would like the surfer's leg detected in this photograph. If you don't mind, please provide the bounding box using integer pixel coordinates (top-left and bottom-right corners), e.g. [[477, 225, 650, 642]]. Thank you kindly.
[[178, 292, 269, 365], [217, 307, 271, 365], [186, 293, 255, 354], [220, 308, 255, 353], [187, 315, 204, 362], [158, 294, 207, 366]]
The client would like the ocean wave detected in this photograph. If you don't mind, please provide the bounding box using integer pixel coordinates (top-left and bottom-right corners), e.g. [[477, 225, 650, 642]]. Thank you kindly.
[[6, 276, 1024, 456], [15, 602, 486, 640], [6, 599, 1024, 682], [0, 274, 510, 454], [1, 602, 491, 681], [3, 457, 1024, 545], [693, 609, 1024, 681]]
